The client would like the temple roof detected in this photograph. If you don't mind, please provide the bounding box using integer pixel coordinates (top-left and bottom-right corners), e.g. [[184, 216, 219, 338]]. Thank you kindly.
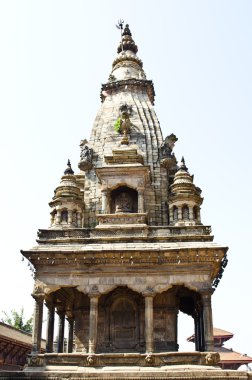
[[218, 347, 252, 364], [0, 322, 46, 349]]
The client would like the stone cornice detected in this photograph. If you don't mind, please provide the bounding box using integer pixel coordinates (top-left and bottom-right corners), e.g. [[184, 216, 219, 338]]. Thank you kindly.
[[36, 225, 214, 244], [100, 79, 155, 104]]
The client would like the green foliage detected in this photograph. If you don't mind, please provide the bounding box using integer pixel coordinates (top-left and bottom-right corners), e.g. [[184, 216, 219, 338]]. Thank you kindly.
[[114, 117, 121, 133], [1, 307, 33, 333]]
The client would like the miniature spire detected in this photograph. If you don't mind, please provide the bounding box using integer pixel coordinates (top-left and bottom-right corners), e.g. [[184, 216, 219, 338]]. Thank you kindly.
[[64, 159, 74, 175], [117, 24, 138, 54], [179, 157, 188, 172]]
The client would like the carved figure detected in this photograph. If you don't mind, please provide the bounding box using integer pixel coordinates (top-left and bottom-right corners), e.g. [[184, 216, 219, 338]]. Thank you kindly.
[[160, 134, 178, 158], [118, 104, 133, 145], [80, 142, 93, 163], [115, 192, 133, 213]]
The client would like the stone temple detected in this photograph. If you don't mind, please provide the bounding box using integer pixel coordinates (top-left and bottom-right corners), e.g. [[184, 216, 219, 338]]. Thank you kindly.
[[2, 24, 251, 380]]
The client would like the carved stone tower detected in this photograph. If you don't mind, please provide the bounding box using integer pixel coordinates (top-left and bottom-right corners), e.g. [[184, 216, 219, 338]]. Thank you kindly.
[[9, 24, 245, 380]]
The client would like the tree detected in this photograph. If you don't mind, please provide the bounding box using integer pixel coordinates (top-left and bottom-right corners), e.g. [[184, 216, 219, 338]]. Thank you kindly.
[[1, 307, 33, 333]]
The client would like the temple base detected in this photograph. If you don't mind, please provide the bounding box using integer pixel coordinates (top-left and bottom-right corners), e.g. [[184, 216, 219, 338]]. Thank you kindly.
[[0, 353, 250, 379], [3, 353, 245, 379]]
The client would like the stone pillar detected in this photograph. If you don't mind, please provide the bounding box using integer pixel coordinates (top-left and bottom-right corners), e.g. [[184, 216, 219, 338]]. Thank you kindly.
[[197, 208, 201, 224], [169, 207, 173, 224], [88, 294, 100, 354], [77, 212, 82, 227], [178, 207, 182, 221], [57, 310, 65, 353], [31, 296, 44, 354], [45, 304, 55, 353], [101, 190, 108, 214], [201, 290, 214, 351], [199, 308, 205, 351], [68, 210, 73, 225], [189, 206, 194, 221], [67, 317, 74, 353], [143, 290, 155, 353], [56, 210, 61, 225], [50, 213, 55, 227], [138, 190, 144, 213]]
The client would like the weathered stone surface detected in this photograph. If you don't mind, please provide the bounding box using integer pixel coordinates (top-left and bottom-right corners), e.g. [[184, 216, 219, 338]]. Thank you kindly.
[[12, 23, 240, 379]]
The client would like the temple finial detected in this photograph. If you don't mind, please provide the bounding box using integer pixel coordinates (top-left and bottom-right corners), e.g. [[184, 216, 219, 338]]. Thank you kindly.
[[122, 24, 132, 37], [64, 159, 74, 175], [117, 23, 138, 54], [179, 156, 188, 172]]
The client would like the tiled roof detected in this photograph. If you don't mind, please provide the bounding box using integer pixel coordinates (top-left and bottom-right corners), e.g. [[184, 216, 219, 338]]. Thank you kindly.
[[213, 328, 233, 339], [219, 348, 252, 364], [187, 327, 233, 342], [0, 322, 45, 348]]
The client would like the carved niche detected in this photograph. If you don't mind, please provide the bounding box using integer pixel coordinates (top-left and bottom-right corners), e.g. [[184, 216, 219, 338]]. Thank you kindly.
[[97, 287, 145, 353], [110, 186, 138, 214]]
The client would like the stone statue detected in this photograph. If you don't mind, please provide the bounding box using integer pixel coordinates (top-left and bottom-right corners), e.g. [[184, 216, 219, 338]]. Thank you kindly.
[[80, 141, 93, 162], [119, 104, 133, 145], [115, 192, 133, 213], [160, 134, 178, 158]]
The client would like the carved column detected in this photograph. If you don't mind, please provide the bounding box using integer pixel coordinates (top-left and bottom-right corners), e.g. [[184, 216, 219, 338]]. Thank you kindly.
[[197, 209, 202, 224], [194, 312, 200, 351], [189, 206, 194, 221], [56, 210, 61, 225], [45, 303, 55, 353], [68, 210, 73, 225], [77, 212, 82, 227], [169, 207, 173, 224], [67, 317, 74, 353], [31, 295, 44, 354], [138, 189, 144, 213], [57, 310, 65, 353], [143, 290, 155, 353], [101, 190, 108, 214], [201, 290, 214, 351], [178, 207, 182, 221], [88, 293, 100, 354]]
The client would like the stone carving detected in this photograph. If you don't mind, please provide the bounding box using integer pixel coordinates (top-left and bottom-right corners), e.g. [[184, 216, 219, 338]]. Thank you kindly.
[[87, 355, 95, 365], [32, 279, 45, 297], [145, 354, 153, 365], [80, 141, 93, 162], [115, 192, 133, 213], [117, 104, 133, 145], [160, 134, 178, 169], [205, 352, 219, 365], [160, 134, 178, 159], [78, 139, 93, 171]]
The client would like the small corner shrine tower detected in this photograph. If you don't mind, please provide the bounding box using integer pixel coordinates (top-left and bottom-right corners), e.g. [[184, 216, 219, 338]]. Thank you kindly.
[[10, 24, 247, 380]]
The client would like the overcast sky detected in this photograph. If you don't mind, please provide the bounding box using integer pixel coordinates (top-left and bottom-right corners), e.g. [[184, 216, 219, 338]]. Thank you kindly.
[[0, 0, 251, 356]]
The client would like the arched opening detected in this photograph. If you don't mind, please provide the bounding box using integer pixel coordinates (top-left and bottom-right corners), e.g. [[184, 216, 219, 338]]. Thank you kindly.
[[193, 206, 199, 221], [97, 286, 144, 353], [173, 206, 178, 221], [61, 209, 68, 224], [153, 286, 203, 353], [110, 186, 138, 214], [45, 287, 90, 353], [182, 205, 189, 220], [175, 285, 204, 352], [153, 288, 179, 351]]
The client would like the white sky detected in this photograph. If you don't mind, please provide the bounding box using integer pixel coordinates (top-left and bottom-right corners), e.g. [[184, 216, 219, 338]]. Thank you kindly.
[[0, 0, 251, 355]]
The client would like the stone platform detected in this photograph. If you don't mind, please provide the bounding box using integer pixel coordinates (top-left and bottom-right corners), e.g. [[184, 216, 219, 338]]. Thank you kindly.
[[0, 366, 251, 380], [0, 352, 251, 380]]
